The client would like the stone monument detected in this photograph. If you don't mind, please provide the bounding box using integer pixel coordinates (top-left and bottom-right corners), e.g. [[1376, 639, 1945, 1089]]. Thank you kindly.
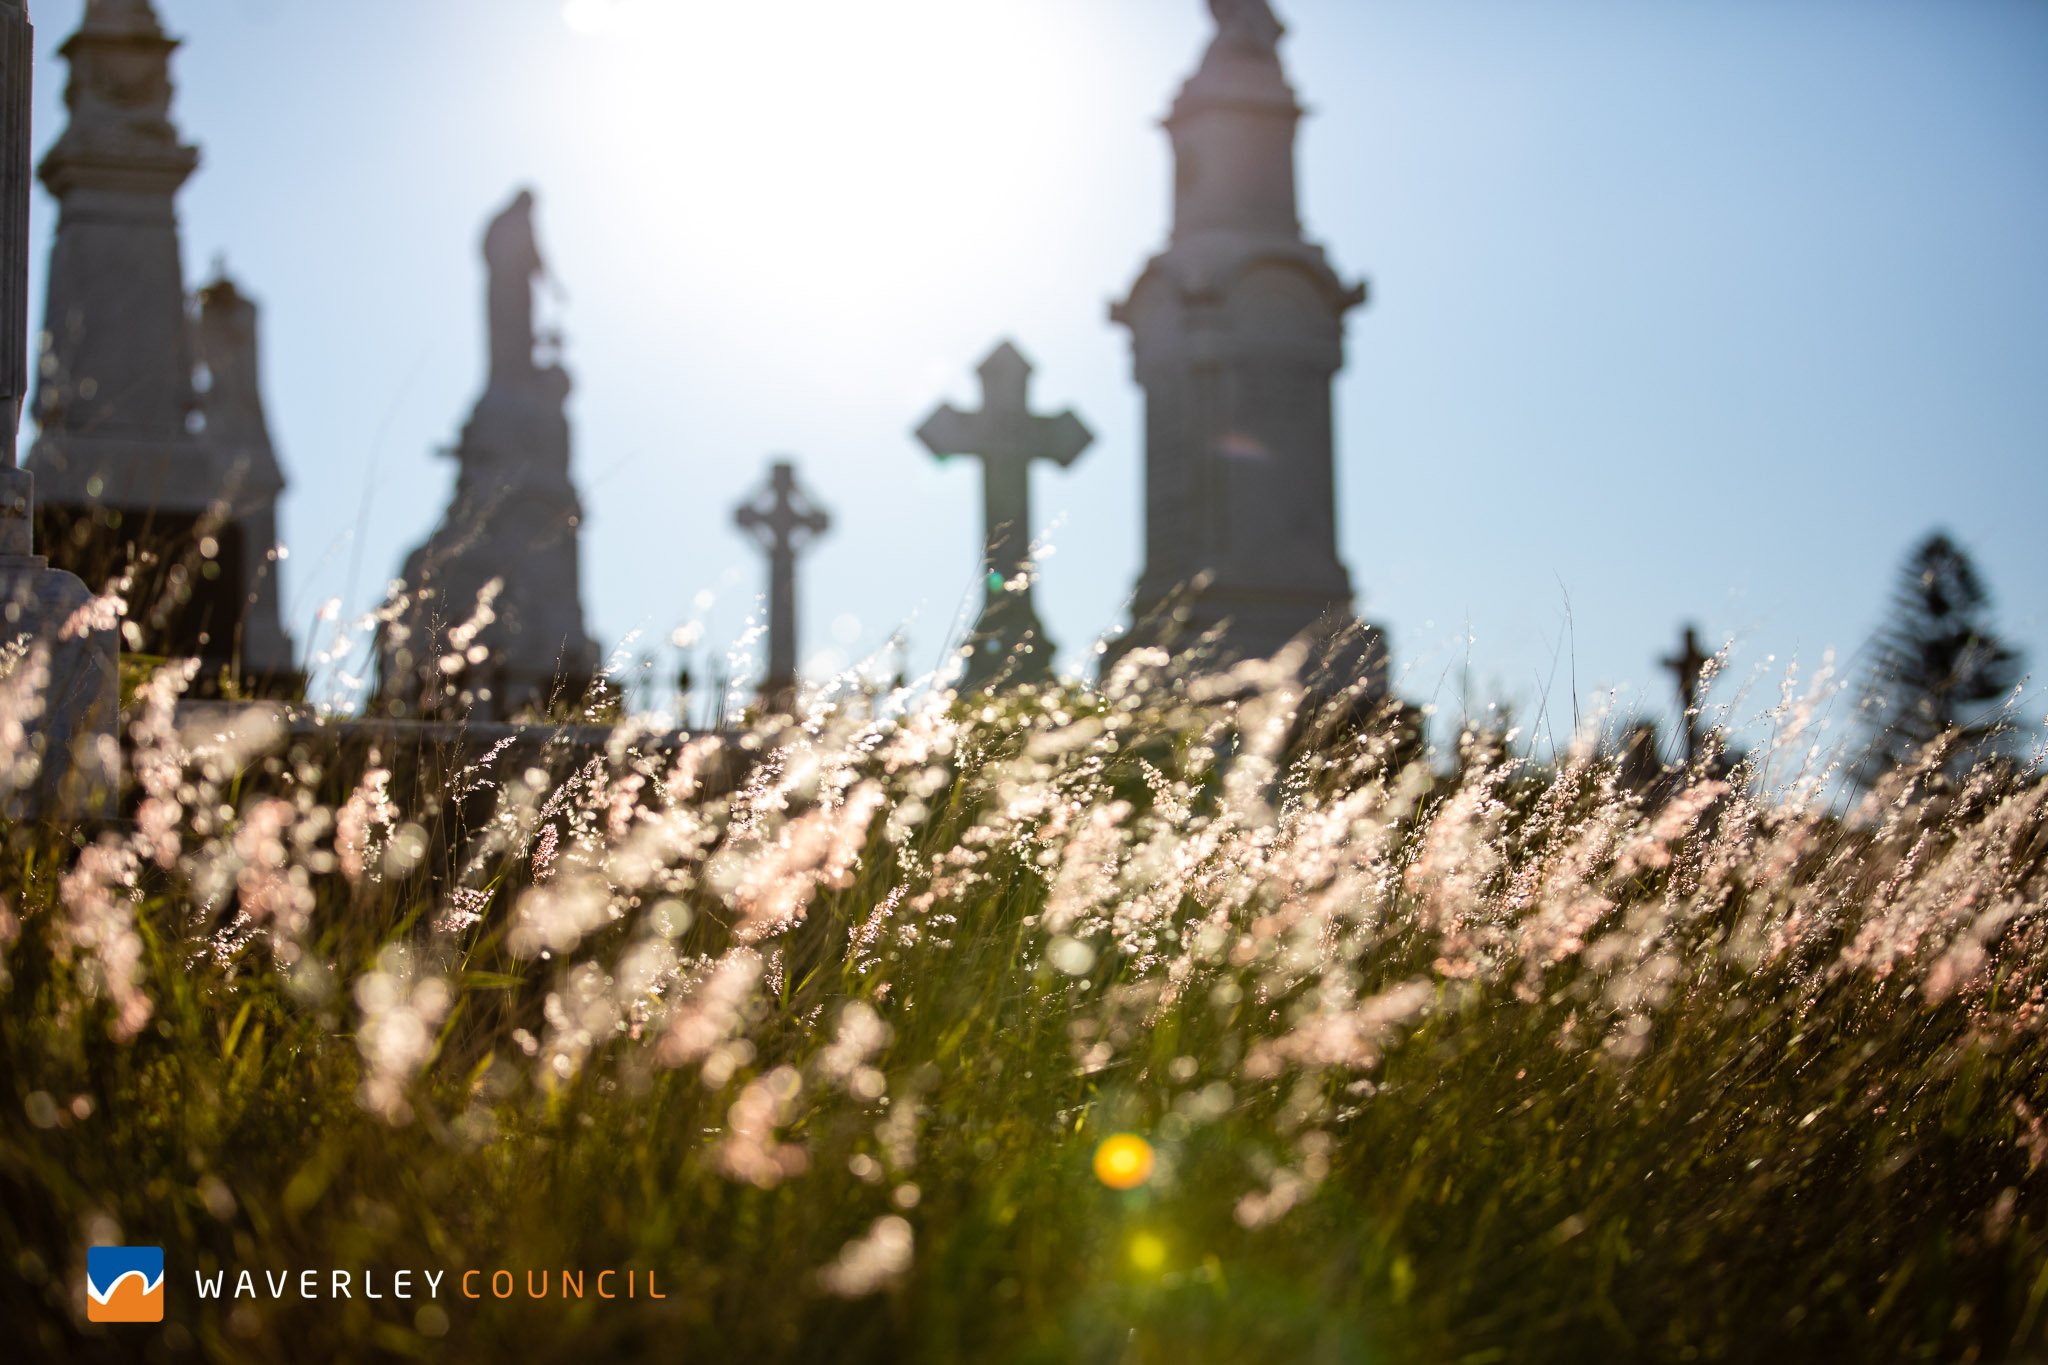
[[916, 341, 1091, 690], [733, 459, 830, 713], [24, 0, 295, 692], [0, 0, 117, 816], [380, 189, 600, 720], [1661, 623, 1711, 767], [1107, 0, 1389, 693], [192, 267, 293, 680]]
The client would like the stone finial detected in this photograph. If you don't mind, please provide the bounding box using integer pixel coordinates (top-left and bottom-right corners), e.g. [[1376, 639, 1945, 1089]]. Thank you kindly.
[[80, 0, 165, 36], [52, 2, 187, 186]]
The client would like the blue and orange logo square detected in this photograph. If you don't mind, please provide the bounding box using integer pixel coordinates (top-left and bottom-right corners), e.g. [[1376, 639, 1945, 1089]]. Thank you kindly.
[[86, 1246, 164, 1323]]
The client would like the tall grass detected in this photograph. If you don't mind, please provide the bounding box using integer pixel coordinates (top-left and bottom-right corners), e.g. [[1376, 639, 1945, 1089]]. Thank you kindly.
[[2, 646, 2044, 1362]]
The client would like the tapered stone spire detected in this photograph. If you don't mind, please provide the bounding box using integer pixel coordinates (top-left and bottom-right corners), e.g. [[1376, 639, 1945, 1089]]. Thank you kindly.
[[25, 0, 297, 691], [194, 268, 293, 678], [31, 0, 194, 456], [1109, 0, 1388, 692]]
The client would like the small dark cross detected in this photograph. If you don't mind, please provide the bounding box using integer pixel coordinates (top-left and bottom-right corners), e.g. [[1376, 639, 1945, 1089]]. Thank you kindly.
[[734, 459, 830, 712], [916, 341, 1092, 689], [1661, 623, 1712, 765]]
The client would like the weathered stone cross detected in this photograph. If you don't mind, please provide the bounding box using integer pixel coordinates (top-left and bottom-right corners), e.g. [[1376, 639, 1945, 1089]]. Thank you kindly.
[[916, 341, 1091, 689], [734, 459, 830, 712], [1661, 623, 1711, 765]]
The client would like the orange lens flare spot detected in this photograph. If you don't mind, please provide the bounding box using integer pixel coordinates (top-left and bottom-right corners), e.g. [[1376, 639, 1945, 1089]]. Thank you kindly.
[[1093, 1133, 1156, 1191]]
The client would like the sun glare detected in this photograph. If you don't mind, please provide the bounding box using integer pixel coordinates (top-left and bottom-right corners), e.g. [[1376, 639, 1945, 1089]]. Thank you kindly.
[[1093, 1134, 1155, 1191], [549, 0, 1086, 349], [560, 0, 621, 36]]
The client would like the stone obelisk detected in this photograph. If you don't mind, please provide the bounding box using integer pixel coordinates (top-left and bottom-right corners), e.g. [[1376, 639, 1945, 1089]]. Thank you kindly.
[[193, 268, 294, 682], [1108, 0, 1388, 693], [24, 0, 295, 692], [0, 0, 118, 816], [380, 189, 600, 720]]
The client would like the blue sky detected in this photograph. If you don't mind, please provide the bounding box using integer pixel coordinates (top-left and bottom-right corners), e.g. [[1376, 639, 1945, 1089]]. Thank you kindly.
[[21, 0, 2048, 749]]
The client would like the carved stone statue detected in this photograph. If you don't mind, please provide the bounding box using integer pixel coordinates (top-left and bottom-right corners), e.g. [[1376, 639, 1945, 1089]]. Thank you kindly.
[[483, 188, 544, 381], [1209, 0, 1283, 52], [380, 189, 598, 721]]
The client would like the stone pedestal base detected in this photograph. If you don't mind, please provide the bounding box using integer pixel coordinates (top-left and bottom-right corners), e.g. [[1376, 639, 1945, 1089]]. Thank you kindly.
[[0, 554, 119, 818], [1106, 590, 1394, 711], [961, 585, 1057, 691], [381, 366, 599, 723]]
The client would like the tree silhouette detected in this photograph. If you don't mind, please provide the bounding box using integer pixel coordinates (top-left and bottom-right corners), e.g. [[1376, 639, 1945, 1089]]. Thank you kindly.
[[1856, 532, 2024, 789]]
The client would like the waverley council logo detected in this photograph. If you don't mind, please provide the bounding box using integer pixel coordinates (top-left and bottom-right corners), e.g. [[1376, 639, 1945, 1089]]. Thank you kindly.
[[86, 1246, 165, 1323]]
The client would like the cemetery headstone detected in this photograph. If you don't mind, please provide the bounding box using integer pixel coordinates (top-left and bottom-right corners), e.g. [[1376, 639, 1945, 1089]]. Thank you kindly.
[[1661, 623, 1711, 767], [916, 341, 1091, 690], [1108, 0, 1389, 697], [734, 459, 830, 713]]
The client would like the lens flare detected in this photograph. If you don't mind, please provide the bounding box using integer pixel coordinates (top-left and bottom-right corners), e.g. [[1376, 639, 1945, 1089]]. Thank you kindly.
[[1093, 1133, 1155, 1191], [1127, 1231, 1169, 1273]]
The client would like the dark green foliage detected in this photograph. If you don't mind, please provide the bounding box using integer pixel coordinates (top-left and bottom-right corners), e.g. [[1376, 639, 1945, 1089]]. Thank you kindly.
[[1857, 532, 2026, 790]]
